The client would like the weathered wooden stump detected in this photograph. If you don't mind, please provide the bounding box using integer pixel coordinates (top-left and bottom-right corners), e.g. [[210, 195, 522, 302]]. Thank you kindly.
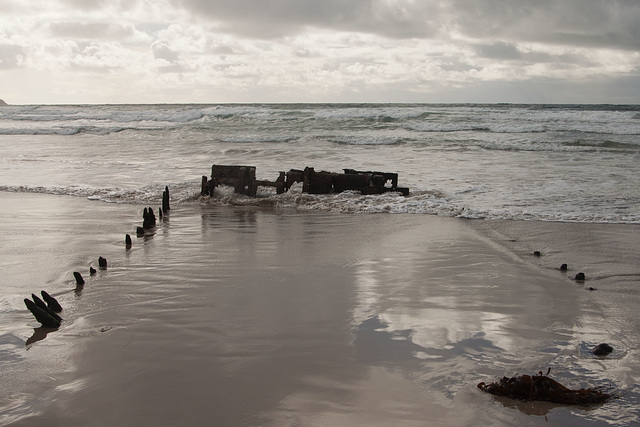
[[41, 290, 62, 312], [74, 271, 85, 285], [31, 294, 62, 322], [201, 175, 209, 196], [24, 298, 61, 328], [276, 172, 286, 194], [162, 186, 170, 212], [142, 207, 156, 230]]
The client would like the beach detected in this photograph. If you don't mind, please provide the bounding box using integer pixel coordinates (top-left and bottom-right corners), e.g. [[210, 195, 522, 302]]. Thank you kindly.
[[1, 192, 638, 426]]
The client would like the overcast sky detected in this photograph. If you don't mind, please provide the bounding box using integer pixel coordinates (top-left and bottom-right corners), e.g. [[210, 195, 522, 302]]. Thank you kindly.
[[1, 0, 639, 104]]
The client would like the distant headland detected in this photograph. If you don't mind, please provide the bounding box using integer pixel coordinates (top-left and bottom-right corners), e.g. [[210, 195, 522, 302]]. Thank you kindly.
[[0, 99, 7, 106]]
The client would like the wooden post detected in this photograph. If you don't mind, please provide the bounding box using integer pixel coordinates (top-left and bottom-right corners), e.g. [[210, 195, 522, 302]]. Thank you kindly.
[[303, 167, 313, 193], [201, 176, 209, 195], [276, 172, 285, 194], [236, 167, 247, 194], [162, 186, 170, 212], [248, 167, 257, 197], [207, 179, 216, 197]]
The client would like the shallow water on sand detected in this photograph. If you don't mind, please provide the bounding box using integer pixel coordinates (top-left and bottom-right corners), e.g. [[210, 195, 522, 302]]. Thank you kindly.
[[0, 193, 639, 426]]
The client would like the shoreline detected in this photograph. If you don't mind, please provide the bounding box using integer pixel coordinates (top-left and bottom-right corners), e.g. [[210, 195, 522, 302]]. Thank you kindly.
[[1, 192, 638, 426]]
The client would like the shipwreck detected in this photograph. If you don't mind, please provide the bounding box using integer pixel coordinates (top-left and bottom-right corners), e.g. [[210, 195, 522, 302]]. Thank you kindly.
[[201, 165, 409, 197]]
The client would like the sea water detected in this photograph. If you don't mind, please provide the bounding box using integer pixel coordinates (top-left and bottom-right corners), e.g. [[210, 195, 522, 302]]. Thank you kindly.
[[1, 105, 640, 425], [1, 103, 639, 222]]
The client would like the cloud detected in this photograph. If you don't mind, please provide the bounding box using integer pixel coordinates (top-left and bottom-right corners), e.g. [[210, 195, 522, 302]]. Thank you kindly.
[[475, 42, 521, 60], [1, 0, 639, 103], [171, 0, 442, 38], [447, 0, 640, 50], [0, 44, 24, 69], [168, 0, 640, 51], [152, 40, 180, 61], [48, 22, 138, 40]]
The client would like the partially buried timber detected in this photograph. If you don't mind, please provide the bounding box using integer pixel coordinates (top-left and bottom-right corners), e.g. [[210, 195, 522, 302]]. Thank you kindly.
[[203, 164, 410, 197]]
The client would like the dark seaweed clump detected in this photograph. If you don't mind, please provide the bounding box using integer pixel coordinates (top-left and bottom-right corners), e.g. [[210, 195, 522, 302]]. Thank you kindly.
[[478, 370, 612, 406]]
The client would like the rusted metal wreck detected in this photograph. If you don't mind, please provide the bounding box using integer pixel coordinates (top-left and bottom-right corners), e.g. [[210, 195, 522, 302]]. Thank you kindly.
[[201, 165, 409, 197]]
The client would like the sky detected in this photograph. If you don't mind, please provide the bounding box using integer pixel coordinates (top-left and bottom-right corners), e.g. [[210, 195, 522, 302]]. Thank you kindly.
[[1, 0, 640, 104]]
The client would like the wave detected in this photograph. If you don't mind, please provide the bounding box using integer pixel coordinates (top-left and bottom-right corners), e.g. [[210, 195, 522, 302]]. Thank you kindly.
[[217, 134, 301, 144], [2, 104, 640, 137], [471, 138, 640, 153], [0, 183, 194, 205], [3, 182, 639, 224], [0, 125, 168, 136], [197, 186, 640, 223], [327, 135, 410, 146]]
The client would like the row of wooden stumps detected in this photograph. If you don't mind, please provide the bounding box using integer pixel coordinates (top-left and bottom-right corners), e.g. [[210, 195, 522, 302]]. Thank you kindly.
[[478, 253, 617, 406], [24, 256, 108, 329], [24, 186, 170, 333], [137, 186, 170, 235], [535, 255, 614, 350], [24, 291, 64, 329], [201, 165, 409, 198]]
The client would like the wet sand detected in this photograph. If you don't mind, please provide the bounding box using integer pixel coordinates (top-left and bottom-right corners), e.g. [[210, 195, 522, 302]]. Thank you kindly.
[[1, 192, 639, 426]]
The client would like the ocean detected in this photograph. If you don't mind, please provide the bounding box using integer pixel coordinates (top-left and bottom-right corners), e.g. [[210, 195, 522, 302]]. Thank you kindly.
[[1, 104, 640, 426], [1, 103, 639, 222]]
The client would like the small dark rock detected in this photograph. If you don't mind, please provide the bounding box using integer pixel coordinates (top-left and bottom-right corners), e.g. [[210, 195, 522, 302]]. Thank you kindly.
[[90, 267, 97, 275], [125, 234, 132, 248], [73, 271, 85, 285], [588, 287, 597, 291], [41, 290, 63, 312], [560, 263, 568, 271], [575, 272, 586, 281], [98, 257, 107, 269], [533, 251, 541, 257], [136, 226, 145, 236], [592, 343, 613, 356]]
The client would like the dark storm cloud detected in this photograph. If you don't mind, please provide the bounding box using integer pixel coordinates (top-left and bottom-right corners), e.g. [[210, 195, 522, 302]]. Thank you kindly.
[[171, 0, 640, 51], [449, 0, 640, 50], [171, 0, 442, 38]]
